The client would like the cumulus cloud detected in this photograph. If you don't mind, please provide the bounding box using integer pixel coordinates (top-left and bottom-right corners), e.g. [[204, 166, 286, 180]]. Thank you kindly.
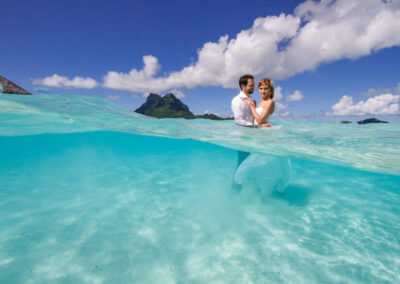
[[274, 86, 283, 101], [331, 93, 400, 115], [286, 90, 305, 102], [275, 102, 290, 116], [142, 89, 185, 99], [364, 82, 400, 96], [106, 95, 120, 101], [363, 88, 391, 96], [101, 0, 400, 93], [32, 86, 52, 93], [103, 55, 162, 92], [170, 89, 186, 99], [34, 0, 400, 94], [33, 74, 98, 89]]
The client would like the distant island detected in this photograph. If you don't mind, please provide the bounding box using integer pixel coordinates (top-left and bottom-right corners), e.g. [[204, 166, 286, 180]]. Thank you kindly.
[[341, 118, 389, 124], [0, 76, 31, 95], [135, 93, 232, 120], [357, 118, 388, 124]]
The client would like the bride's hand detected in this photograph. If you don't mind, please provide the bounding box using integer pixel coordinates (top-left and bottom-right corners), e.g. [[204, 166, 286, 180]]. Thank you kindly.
[[260, 122, 271, 128], [243, 98, 255, 107]]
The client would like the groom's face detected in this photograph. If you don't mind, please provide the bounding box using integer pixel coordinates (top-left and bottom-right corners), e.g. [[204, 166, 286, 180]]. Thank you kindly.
[[243, 79, 255, 95]]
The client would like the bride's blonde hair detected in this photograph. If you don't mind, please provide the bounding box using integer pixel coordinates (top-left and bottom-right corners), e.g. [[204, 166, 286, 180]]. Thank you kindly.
[[258, 78, 274, 99]]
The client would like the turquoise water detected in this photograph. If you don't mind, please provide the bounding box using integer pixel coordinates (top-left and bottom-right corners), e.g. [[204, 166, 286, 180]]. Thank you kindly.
[[1, 94, 400, 283]]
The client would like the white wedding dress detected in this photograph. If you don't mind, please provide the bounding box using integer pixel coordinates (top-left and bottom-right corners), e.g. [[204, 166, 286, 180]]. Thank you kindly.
[[253, 105, 281, 129], [234, 152, 291, 194], [254, 107, 267, 126]]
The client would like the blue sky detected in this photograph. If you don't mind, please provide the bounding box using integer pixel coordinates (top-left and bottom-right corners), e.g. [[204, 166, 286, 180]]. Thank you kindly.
[[2, 0, 400, 120]]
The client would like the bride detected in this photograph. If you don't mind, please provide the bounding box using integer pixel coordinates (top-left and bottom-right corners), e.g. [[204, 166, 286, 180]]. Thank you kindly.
[[244, 78, 275, 127]]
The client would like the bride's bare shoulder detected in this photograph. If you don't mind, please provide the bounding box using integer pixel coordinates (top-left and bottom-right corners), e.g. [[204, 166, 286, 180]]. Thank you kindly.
[[261, 99, 274, 107]]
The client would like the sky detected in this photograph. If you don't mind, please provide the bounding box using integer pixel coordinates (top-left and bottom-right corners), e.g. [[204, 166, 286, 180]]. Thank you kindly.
[[2, 0, 400, 121]]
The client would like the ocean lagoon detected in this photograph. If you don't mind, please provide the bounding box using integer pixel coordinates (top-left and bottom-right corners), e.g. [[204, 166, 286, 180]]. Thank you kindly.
[[1, 94, 400, 283]]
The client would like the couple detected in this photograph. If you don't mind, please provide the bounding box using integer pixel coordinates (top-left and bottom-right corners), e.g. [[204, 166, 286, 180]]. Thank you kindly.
[[231, 74, 275, 127]]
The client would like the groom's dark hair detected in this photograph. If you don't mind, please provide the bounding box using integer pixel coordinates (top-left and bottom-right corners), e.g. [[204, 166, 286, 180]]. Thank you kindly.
[[239, 74, 254, 89]]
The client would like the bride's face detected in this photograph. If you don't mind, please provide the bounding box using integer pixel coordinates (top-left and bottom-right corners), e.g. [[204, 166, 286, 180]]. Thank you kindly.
[[259, 85, 272, 100]]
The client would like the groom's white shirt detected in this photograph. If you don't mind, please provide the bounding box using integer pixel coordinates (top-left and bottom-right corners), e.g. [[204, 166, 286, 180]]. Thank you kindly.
[[231, 91, 255, 127]]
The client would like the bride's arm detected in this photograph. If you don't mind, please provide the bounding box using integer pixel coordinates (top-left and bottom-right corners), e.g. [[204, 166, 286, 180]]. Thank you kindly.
[[244, 99, 264, 125], [244, 99, 275, 125], [259, 100, 275, 121]]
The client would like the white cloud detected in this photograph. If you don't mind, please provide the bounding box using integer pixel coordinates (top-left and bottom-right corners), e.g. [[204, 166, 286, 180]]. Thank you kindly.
[[274, 102, 290, 116], [204, 109, 209, 114], [35, 0, 400, 93], [286, 90, 305, 102], [101, 0, 400, 93], [362, 82, 400, 96], [363, 88, 391, 96], [274, 86, 283, 101], [331, 93, 400, 115], [32, 86, 51, 93], [103, 55, 161, 92], [106, 95, 120, 101], [170, 89, 186, 99], [33, 74, 98, 89], [142, 90, 185, 99]]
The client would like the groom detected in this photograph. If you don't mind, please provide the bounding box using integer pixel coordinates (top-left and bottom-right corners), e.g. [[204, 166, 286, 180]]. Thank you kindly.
[[231, 74, 256, 127], [231, 75, 256, 191]]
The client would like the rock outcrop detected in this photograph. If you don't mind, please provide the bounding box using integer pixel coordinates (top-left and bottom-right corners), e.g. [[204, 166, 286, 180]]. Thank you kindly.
[[0, 76, 31, 95], [134, 93, 162, 114], [135, 92, 231, 120], [135, 93, 195, 119], [357, 118, 388, 124]]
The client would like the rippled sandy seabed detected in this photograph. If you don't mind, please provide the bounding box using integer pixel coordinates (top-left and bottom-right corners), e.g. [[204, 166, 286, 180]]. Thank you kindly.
[[1, 94, 400, 283]]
